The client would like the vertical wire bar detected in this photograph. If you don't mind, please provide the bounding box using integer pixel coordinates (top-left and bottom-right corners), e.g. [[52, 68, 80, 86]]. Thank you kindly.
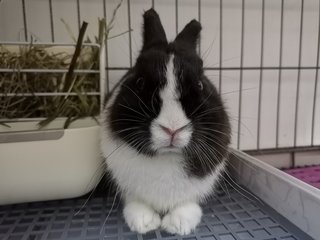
[[291, 152, 296, 168], [103, 0, 110, 93], [175, 0, 178, 35], [48, 0, 55, 42], [219, 0, 223, 93], [237, 0, 245, 149], [99, 38, 106, 111], [152, 0, 154, 8], [198, 0, 201, 55], [22, 0, 28, 41], [76, 0, 81, 30], [257, 0, 265, 149], [311, 1, 320, 145], [276, 0, 285, 148], [293, 0, 304, 147], [127, 0, 133, 67]]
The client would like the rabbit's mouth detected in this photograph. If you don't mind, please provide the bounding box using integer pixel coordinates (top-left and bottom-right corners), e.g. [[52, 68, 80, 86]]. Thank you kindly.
[[157, 145, 183, 155]]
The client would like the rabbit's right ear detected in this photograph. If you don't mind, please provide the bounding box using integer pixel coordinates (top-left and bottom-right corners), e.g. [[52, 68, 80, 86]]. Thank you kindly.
[[142, 8, 168, 51]]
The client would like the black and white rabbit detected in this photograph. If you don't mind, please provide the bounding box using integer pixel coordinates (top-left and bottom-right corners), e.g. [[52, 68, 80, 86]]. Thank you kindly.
[[100, 9, 231, 235]]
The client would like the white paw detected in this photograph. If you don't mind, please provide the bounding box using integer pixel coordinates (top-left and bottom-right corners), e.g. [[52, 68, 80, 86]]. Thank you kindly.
[[123, 201, 161, 234], [161, 202, 202, 235]]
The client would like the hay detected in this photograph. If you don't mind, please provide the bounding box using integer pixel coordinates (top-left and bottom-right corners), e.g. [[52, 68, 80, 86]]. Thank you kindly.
[[0, 41, 100, 128], [0, 0, 124, 128]]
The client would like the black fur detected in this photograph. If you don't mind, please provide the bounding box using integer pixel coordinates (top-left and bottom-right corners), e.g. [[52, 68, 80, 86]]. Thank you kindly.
[[108, 9, 230, 178], [142, 9, 168, 51]]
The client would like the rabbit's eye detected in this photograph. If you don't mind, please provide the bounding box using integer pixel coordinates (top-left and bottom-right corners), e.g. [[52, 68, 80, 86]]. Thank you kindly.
[[136, 77, 144, 90], [198, 81, 203, 91]]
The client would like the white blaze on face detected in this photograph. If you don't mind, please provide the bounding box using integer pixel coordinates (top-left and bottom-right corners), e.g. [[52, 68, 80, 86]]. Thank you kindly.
[[151, 55, 192, 151]]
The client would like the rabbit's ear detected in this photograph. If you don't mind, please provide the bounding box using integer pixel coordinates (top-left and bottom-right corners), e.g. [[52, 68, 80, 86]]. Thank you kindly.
[[174, 20, 201, 50], [142, 8, 168, 51]]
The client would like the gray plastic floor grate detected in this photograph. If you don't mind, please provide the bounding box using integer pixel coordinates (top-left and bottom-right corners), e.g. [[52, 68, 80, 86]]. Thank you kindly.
[[0, 184, 313, 240]]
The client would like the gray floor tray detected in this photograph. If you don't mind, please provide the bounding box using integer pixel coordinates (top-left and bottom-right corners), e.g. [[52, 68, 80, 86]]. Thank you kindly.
[[0, 184, 314, 240]]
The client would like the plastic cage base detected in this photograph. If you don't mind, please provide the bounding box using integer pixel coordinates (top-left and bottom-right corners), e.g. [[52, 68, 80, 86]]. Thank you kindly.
[[0, 183, 313, 240], [283, 165, 320, 189]]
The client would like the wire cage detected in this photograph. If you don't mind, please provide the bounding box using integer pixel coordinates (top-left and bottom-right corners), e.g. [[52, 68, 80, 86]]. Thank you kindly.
[[1, 1, 320, 240], [1, 0, 319, 155]]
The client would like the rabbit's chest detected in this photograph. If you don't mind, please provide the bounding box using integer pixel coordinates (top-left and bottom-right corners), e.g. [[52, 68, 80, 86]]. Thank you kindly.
[[105, 143, 222, 211]]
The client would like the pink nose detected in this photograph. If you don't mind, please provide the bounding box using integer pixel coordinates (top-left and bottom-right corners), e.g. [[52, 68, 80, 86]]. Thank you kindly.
[[159, 125, 177, 137]]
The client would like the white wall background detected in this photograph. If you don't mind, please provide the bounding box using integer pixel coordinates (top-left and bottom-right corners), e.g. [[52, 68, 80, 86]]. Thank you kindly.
[[1, 0, 320, 150]]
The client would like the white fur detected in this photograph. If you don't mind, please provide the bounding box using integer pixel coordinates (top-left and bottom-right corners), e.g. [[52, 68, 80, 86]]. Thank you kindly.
[[123, 201, 161, 233], [100, 56, 226, 235], [162, 202, 202, 235], [150, 55, 192, 151]]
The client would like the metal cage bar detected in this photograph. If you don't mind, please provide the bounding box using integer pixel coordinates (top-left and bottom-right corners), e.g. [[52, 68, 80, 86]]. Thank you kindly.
[[311, 1, 320, 146], [175, 0, 179, 35], [219, 0, 223, 94], [276, 0, 285, 149], [103, 0, 110, 94], [76, 0, 81, 30], [21, 0, 28, 41], [0, 69, 99, 73], [104, 66, 320, 71], [198, 0, 201, 55], [127, 0, 133, 68], [293, 0, 304, 147], [1, 92, 100, 97], [2, 0, 320, 154], [257, 0, 265, 150], [237, 0, 245, 149], [48, 0, 55, 42]]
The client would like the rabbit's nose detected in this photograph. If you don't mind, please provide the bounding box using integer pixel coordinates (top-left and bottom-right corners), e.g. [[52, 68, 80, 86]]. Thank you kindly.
[[159, 124, 189, 137], [159, 125, 176, 137]]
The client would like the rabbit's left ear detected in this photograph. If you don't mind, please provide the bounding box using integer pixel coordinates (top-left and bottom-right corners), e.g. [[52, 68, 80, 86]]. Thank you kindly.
[[142, 8, 168, 51], [174, 20, 201, 51]]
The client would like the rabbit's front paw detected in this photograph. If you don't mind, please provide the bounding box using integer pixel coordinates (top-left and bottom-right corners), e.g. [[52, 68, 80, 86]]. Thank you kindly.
[[161, 202, 202, 235], [124, 201, 161, 234]]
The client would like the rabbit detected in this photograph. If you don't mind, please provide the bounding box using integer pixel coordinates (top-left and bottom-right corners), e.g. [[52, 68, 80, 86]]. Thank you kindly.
[[100, 8, 231, 235]]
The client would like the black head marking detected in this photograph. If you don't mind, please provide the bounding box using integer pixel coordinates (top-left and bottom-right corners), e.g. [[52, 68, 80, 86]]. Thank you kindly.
[[109, 9, 170, 156]]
